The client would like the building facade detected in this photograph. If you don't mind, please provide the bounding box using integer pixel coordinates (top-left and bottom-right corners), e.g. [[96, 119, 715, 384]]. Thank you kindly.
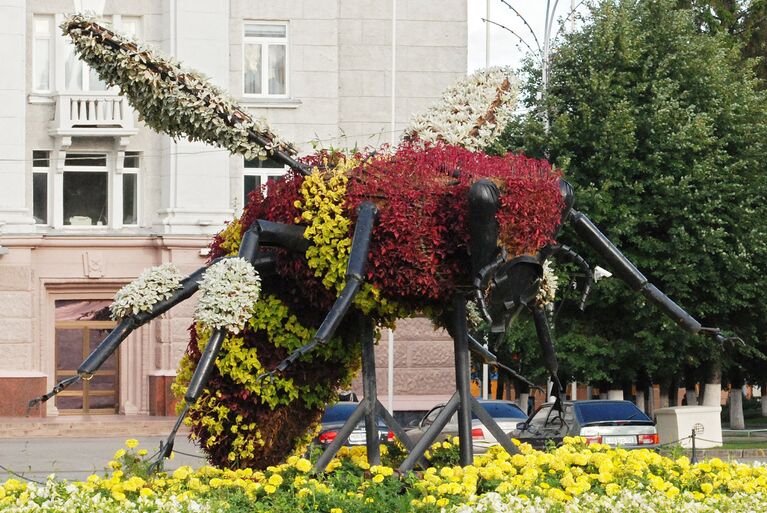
[[0, 0, 467, 416]]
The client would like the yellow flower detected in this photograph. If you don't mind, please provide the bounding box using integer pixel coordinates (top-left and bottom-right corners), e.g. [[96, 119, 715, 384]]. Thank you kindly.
[[295, 458, 312, 473], [330, 508, 343, 513], [173, 466, 191, 481], [138, 449, 148, 456], [268, 474, 284, 487], [139, 488, 154, 497], [701, 482, 714, 494], [372, 474, 384, 483], [113, 449, 126, 460], [264, 484, 277, 494], [605, 483, 621, 496], [436, 498, 450, 507], [125, 439, 139, 449]]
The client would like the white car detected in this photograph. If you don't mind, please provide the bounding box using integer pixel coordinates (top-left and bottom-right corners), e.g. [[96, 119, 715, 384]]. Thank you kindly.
[[406, 400, 528, 453]]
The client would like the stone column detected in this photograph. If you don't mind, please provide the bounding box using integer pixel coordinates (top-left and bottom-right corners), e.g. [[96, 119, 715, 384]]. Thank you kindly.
[[0, 0, 34, 232]]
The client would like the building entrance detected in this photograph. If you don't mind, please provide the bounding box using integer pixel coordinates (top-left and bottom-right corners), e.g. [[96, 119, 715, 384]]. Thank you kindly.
[[54, 300, 118, 414]]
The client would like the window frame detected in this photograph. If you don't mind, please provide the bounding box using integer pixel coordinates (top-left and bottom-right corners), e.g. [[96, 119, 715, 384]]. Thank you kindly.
[[242, 21, 289, 98], [61, 152, 111, 228], [121, 151, 140, 227], [32, 150, 51, 225], [32, 15, 54, 93], [63, 22, 112, 92], [242, 157, 287, 208]]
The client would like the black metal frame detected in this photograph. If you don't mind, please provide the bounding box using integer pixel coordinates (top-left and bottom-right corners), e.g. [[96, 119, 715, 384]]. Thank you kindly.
[[312, 316, 418, 472]]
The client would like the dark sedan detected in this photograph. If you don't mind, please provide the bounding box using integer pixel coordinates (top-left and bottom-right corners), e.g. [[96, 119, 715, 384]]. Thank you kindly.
[[315, 402, 393, 446], [510, 400, 659, 450]]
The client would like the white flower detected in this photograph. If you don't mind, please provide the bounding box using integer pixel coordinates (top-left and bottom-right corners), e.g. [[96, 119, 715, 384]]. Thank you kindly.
[[195, 258, 261, 334], [535, 260, 558, 307], [405, 67, 519, 151], [110, 263, 184, 320]]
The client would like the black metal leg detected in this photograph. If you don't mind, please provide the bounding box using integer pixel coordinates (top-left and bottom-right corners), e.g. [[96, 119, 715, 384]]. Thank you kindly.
[[467, 333, 543, 392], [531, 306, 563, 401], [469, 396, 520, 455], [398, 392, 461, 472], [313, 398, 370, 472], [261, 202, 379, 378], [453, 296, 474, 466], [150, 220, 301, 469], [360, 318, 380, 465], [27, 258, 231, 410], [570, 210, 719, 336], [539, 243, 594, 311]]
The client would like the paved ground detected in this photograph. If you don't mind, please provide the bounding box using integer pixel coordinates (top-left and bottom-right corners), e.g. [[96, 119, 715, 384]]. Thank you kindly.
[[0, 436, 206, 482]]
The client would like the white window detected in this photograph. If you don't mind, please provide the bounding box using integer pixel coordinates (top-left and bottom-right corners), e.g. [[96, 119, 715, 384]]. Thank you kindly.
[[243, 157, 286, 207], [122, 151, 139, 226], [33, 16, 54, 92], [62, 153, 109, 226], [63, 17, 111, 92], [33, 150, 50, 224], [32, 14, 140, 93], [243, 22, 288, 97]]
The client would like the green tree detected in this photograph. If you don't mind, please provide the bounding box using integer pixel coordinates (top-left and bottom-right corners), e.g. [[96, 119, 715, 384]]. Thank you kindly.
[[499, 0, 767, 400], [678, 0, 767, 83]]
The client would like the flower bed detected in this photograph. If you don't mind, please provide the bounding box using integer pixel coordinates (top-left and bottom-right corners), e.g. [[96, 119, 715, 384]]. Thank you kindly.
[[2, 438, 766, 513]]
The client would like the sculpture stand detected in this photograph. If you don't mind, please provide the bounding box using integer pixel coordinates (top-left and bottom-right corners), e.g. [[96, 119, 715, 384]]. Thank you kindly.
[[313, 316, 417, 472], [398, 295, 520, 472]]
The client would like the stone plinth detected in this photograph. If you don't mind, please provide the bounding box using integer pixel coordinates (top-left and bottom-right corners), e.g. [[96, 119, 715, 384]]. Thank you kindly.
[[148, 373, 178, 416], [0, 371, 47, 417]]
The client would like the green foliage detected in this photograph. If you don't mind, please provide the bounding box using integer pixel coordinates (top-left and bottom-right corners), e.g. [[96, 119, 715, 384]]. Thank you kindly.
[[500, 0, 767, 387], [678, 0, 767, 84]]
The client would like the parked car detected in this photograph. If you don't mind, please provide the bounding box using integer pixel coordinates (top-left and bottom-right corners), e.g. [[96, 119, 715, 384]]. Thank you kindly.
[[510, 400, 659, 450], [315, 402, 393, 447], [406, 400, 528, 452]]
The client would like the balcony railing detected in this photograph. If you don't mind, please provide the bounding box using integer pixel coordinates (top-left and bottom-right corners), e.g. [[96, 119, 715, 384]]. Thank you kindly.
[[49, 92, 138, 137]]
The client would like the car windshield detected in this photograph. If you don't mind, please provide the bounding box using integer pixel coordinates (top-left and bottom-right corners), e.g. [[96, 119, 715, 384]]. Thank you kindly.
[[321, 403, 358, 423], [321, 403, 387, 425], [575, 402, 651, 424], [473, 402, 526, 420]]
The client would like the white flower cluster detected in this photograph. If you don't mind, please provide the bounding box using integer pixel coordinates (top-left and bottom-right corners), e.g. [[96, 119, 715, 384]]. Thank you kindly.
[[195, 258, 261, 334], [61, 14, 295, 161], [1, 477, 209, 513], [110, 263, 184, 320], [452, 490, 767, 513], [535, 260, 559, 307], [404, 67, 519, 151]]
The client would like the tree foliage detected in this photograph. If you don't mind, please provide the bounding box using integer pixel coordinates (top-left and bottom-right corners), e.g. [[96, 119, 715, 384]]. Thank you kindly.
[[499, 0, 767, 388], [678, 0, 767, 84]]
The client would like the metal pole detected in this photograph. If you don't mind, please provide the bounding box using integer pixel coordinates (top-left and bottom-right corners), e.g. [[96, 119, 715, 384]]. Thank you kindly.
[[690, 428, 697, 464], [453, 295, 473, 466], [485, 0, 492, 66], [388, 328, 394, 413], [361, 317, 380, 465], [482, 341, 489, 400]]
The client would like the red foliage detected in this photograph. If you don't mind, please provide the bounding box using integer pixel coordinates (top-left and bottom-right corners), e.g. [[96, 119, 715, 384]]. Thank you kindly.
[[344, 142, 563, 308], [193, 142, 563, 468]]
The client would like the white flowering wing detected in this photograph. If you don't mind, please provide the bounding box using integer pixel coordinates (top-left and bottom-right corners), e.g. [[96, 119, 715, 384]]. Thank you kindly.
[[111, 263, 184, 320], [195, 258, 261, 334], [405, 67, 519, 151], [61, 14, 294, 160]]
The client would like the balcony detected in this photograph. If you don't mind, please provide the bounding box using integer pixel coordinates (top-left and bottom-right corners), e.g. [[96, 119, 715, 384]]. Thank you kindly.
[[49, 92, 138, 138]]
